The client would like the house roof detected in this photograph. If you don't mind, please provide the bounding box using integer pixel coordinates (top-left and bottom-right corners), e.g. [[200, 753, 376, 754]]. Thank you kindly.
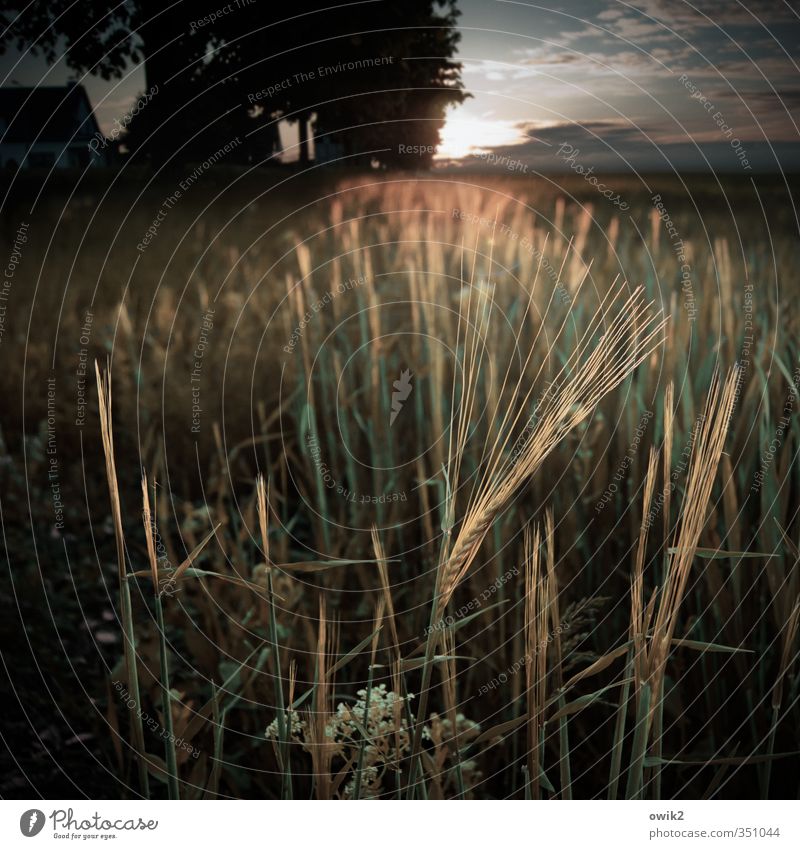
[[0, 84, 100, 144]]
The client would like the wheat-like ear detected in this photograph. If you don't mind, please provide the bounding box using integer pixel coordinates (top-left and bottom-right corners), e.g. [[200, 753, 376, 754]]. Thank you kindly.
[[95, 360, 150, 796], [141, 474, 159, 592], [439, 284, 667, 609], [96, 361, 124, 582], [646, 367, 739, 707], [624, 368, 738, 800], [407, 281, 667, 797], [256, 474, 270, 567]]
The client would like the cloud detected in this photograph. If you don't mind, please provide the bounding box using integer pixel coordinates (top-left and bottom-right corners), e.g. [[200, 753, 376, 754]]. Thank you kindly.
[[448, 117, 800, 173], [597, 9, 624, 23], [516, 51, 583, 67], [449, 0, 799, 172], [514, 45, 677, 76], [632, 0, 800, 28], [460, 58, 539, 82], [596, 16, 675, 43]]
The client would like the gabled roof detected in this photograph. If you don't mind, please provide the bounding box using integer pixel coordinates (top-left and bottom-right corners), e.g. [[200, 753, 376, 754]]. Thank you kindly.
[[0, 84, 100, 144]]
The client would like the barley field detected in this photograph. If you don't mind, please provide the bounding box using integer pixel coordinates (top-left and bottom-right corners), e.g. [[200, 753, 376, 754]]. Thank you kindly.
[[1, 169, 799, 800]]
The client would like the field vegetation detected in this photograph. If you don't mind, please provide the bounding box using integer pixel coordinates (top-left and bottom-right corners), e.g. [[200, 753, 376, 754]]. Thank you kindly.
[[2, 170, 799, 799]]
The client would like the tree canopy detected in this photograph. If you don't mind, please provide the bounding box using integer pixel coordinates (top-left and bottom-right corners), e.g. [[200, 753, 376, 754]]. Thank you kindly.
[[1, 0, 468, 167]]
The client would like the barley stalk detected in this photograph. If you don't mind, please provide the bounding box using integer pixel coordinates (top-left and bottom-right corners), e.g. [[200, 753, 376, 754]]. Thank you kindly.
[[95, 361, 150, 797]]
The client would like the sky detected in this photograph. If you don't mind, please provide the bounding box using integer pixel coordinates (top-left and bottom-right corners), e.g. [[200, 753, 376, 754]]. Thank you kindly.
[[440, 0, 800, 171], [2, 0, 799, 172]]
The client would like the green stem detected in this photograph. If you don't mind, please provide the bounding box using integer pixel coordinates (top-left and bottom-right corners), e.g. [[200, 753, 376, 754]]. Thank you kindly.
[[406, 563, 448, 800], [651, 694, 664, 800], [121, 577, 150, 797], [266, 569, 292, 799], [608, 649, 633, 800], [626, 682, 652, 800], [406, 623, 438, 799], [558, 705, 572, 799], [154, 593, 179, 799], [207, 684, 224, 798]]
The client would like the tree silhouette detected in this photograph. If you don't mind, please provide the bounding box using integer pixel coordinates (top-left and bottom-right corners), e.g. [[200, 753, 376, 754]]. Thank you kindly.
[[268, 1, 468, 167], [1, 1, 467, 168]]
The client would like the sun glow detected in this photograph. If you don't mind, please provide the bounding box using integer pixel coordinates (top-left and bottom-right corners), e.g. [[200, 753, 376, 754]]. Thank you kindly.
[[435, 109, 527, 161]]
